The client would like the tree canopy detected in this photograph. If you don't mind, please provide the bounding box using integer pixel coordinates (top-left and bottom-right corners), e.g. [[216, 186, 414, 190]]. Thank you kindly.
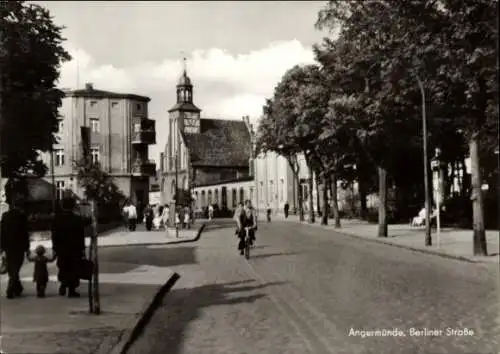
[[0, 0, 71, 177]]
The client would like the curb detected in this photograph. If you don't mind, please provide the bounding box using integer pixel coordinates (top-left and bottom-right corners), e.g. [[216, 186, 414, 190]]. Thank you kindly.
[[96, 223, 206, 249], [334, 230, 479, 263], [291, 221, 485, 264], [94, 272, 181, 354]]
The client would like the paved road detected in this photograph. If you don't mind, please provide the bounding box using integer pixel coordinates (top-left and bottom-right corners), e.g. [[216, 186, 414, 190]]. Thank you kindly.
[[127, 221, 499, 354]]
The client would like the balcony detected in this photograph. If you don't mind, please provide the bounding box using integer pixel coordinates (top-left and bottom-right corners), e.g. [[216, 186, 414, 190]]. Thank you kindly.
[[132, 160, 156, 176], [132, 119, 156, 145]]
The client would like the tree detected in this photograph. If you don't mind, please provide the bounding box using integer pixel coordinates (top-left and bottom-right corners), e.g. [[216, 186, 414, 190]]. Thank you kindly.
[[316, 0, 497, 252], [255, 98, 305, 221], [73, 157, 125, 221], [0, 1, 71, 178]]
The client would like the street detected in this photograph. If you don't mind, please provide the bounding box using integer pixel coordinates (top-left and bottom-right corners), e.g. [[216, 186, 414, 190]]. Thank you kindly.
[[125, 221, 499, 354]]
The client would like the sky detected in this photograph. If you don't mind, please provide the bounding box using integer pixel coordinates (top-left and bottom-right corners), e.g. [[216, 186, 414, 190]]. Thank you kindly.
[[34, 1, 329, 161]]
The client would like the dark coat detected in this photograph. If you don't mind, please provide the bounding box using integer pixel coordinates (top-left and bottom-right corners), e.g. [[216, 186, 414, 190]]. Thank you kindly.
[[0, 208, 30, 254], [51, 211, 85, 257]]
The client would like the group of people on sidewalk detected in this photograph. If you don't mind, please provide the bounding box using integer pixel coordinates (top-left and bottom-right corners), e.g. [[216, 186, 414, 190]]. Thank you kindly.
[[1, 196, 87, 299], [122, 201, 193, 232]]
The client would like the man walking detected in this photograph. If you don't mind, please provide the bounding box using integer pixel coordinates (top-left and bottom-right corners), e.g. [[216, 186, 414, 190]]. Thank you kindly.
[[127, 202, 137, 231], [284, 202, 290, 219], [0, 195, 30, 299], [51, 198, 86, 298]]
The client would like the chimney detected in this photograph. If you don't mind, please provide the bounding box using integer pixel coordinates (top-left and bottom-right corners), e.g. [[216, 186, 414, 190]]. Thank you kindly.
[[160, 152, 164, 172], [85, 83, 94, 91]]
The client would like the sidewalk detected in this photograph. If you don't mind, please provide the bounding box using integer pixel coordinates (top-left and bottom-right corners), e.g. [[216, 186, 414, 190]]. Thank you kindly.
[[0, 263, 179, 354], [264, 212, 499, 264], [29, 224, 203, 252]]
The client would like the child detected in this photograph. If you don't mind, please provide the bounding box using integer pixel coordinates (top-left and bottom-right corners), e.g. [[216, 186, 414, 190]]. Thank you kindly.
[[28, 245, 56, 298]]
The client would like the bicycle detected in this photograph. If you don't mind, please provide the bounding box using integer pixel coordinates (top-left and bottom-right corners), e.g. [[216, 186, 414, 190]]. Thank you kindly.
[[244, 226, 253, 260]]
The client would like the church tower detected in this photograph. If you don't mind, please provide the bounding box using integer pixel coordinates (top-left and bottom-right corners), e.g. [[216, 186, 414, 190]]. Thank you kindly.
[[168, 57, 201, 136]]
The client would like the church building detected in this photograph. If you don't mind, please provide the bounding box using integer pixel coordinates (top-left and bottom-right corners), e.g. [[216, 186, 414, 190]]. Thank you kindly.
[[160, 61, 254, 212]]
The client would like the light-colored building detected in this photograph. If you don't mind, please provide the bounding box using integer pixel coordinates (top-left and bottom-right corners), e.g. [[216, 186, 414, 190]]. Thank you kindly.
[[40, 83, 156, 209], [160, 64, 253, 211]]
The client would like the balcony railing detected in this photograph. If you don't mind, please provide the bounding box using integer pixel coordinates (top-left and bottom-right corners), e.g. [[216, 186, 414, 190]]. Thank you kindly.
[[132, 130, 156, 144], [132, 160, 156, 176]]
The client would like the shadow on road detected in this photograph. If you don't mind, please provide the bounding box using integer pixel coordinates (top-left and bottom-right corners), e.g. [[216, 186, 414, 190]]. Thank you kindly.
[[127, 279, 287, 354], [249, 251, 299, 259], [99, 246, 199, 268]]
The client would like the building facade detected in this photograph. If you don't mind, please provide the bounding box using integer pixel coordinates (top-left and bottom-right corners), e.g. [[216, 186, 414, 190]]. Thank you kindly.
[[160, 65, 253, 211], [40, 83, 156, 208]]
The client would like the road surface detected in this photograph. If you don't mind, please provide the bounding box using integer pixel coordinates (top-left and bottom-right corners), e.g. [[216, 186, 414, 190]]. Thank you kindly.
[[126, 221, 499, 354]]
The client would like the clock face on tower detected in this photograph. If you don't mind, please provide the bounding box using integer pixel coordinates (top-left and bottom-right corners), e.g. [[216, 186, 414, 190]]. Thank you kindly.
[[183, 111, 200, 133]]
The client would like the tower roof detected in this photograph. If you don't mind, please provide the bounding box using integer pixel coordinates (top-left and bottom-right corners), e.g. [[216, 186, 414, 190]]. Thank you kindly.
[[177, 70, 192, 86], [177, 56, 192, 86]]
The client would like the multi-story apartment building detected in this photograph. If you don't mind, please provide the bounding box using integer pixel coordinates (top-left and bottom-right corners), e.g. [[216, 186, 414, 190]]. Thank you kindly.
[[40, 83, 156, 209]]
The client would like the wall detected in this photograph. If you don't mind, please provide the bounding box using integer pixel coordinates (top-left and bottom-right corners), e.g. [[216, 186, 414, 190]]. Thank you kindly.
[[193, 180, 254, 210]]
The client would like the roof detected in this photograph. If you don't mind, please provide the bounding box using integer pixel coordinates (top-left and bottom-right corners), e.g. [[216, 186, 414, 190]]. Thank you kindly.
[[66, 86, 150, 102], [178, 71, 192, 86], [182, 119, 251, 167], [168, 102, 201, 112]]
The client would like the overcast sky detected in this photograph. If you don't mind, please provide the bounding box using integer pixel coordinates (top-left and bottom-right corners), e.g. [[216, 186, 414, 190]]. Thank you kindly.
[[34, 1, 328, 161]]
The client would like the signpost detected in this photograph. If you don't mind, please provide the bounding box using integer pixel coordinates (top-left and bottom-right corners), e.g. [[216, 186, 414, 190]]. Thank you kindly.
[[81, 126, 100, 314]]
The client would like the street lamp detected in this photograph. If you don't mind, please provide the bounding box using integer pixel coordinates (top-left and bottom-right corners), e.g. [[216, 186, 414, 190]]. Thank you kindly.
[[416, 74, 432, 247], [431, 148, 443, 247]]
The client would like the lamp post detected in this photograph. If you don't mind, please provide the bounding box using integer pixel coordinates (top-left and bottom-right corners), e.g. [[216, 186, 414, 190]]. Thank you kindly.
[[431, 148, 442, 248], [416, 74, 432, 247]]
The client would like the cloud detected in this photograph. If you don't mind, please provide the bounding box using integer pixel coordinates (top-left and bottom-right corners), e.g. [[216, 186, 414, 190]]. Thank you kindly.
[[58, 40, 316, 160]]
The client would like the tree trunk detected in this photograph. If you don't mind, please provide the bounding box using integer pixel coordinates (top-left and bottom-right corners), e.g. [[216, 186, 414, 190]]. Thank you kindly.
[[308, 175, 315, 223], [469, 134, 487, 256], [331, 174, 341, 228], [378, 166, 388, 237], [321, 175, 329, 225], [297, 174, 305, 222], [358, 178, 367, 219], [315, 173, 322, 218]]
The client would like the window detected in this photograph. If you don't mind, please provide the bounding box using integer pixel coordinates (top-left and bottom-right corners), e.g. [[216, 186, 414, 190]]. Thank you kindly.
[[90, 118, 100, 133], [55, 149, 65, 166], [91, 147, 100, 164], [136, 103, 142, 111], [90, 101, 97, 107], [260, 181, 264, 199], [56, 180, 65, 200], [111, 101, 119, 108], [134, 123, 141, 133], [249, 187, 254, 202]]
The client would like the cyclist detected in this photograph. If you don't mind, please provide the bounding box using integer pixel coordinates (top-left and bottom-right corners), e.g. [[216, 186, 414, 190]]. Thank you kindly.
[[235, 199, 257, 255]]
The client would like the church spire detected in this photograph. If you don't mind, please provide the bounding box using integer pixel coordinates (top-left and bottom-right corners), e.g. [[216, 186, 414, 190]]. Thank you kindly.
[[177, 54, 193, 103]]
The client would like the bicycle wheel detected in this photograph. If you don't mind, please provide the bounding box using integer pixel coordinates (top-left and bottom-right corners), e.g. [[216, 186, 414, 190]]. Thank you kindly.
[[245, 237, 250, 259]]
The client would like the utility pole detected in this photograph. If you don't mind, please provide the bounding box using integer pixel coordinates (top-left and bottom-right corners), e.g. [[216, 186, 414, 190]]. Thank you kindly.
[[81, 126, 100, 314], [416, 75, 432, 246]]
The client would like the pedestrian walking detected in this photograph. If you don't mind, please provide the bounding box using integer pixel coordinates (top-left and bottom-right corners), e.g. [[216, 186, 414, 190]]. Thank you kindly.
[[183, 205, 191, 229], [0, 195, 30, 299], [127, 202, 137, 231], [51, 198, 86, 298], [208, 204, 214, 220], [266, 204, 272, 222], [27, 245, 56, 298], [144, 204, 154, 231], [161, 204, 170, 229], [122, 202, 129, 229], [284, 202, 290, 218], [153, 205, 163, 230]]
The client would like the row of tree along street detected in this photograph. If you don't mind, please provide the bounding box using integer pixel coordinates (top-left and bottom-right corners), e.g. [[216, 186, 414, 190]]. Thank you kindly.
[[1, 1, 125, 228], [255, 0, 498, 255]]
